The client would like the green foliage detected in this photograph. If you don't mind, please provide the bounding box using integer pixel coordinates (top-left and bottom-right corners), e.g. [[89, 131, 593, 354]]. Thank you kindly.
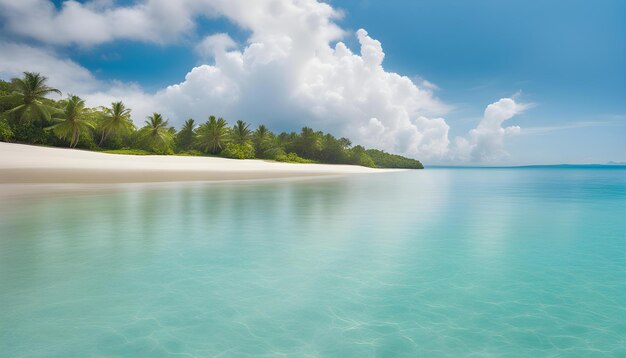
[[47, 95, 96, 148], [98, 101, 134, 147], [220, 142, 255, 159], [231, 120, 252, 145], [175, 118, 196, 152], [262, 146, 286, 160], [293, 127, 321, 159], [366, 149, 424, 169], [0, 80, 21, 113], [0, 118, 13, 141], [253, 124, 287, 159], [137, 113, 174, 154], [275, 152, 315, 163], [195, 116, 229, 154], [319, 133, 350, 163], [5, 72, 61, 124], [103, 149, 153, 155], [349, 145, 376, 168], [98, 134, 127, 150], [7, 120, 53, 144], [0, 79, 12, 94]]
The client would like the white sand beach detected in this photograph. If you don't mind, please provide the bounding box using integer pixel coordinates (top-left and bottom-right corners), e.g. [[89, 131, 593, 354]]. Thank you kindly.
[[0, 142, 397, 190]]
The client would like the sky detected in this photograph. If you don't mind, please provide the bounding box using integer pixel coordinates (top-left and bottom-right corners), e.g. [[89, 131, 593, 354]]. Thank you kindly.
[[0, 0, 624, 165]]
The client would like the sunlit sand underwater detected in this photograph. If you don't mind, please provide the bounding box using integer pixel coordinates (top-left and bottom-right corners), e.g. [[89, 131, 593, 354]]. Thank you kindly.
[[1, 168, 625, 357]]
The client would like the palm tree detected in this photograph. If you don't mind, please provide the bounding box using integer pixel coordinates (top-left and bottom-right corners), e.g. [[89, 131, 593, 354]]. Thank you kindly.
[[181, 118, 195, 133], [231, 120, 251, 145], [139, 113, 173, 153], [6, 72, 61, 122], [196, 116, 229, 154], [99, 101, 133, 146], [253, 124, 269, 142], [48, 95, 95, 148], [339, 137, 352, 149], [253, 124, 273, 158], [296, 126, 321, 159], [175, 118, 196, 151]]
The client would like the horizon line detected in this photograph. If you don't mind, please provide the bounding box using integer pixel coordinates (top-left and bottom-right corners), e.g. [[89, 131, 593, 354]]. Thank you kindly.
[[425, 163, 626, 169]]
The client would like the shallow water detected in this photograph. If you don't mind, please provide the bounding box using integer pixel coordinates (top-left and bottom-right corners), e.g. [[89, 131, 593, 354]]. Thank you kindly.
[[1, 168, 625, 357]]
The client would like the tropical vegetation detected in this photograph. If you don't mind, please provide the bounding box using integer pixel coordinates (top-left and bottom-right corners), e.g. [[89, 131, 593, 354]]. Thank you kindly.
[[0, 72, 424, 169], [47, 95, 96, 148]]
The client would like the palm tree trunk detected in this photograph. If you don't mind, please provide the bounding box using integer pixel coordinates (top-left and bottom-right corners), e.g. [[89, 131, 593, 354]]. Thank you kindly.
[[71, 128, 78, 148], [99, 130, 108, 146]]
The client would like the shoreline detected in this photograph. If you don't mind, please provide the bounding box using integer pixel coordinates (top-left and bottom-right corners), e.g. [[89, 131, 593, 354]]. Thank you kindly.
[[0, 142, 401, 196]]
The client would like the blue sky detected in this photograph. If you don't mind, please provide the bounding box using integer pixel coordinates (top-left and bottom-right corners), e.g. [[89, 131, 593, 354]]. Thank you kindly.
[[331, 0, 626, 163], [1, 0, 624, 164]]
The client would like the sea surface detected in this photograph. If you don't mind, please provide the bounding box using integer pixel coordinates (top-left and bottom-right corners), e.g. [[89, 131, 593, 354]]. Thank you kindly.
[[1, 168, 625, 357]]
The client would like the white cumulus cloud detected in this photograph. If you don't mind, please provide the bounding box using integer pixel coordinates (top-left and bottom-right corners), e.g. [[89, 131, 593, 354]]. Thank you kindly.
[[0, 0, 203, 45], [454, 98, 528, 162], [195, 33, 237, 61], [0, 42, 100, 95]]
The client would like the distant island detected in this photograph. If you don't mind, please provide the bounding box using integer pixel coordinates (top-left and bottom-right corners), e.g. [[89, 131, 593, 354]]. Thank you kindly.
[[0, 72, 423, 169]]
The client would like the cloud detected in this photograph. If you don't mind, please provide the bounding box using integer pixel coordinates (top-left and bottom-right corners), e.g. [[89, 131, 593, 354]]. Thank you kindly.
[[454, 98, 528, 162], [0, 0, 202, 45], [195, 33, 237, 61], [0, 41, 100, 95], [0, 0, 342, 46], [0, 0, 527, 162]]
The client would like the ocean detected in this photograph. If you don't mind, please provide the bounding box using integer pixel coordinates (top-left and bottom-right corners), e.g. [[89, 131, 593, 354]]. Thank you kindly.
[[1, 167, 625, 357]]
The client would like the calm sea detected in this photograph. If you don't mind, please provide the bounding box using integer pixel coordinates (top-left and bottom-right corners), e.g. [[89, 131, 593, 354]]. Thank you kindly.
[[1, 168, 625, 357]]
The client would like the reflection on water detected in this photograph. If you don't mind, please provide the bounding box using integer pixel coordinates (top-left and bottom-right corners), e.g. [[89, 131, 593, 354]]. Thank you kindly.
[[1, 169, 625, 357]]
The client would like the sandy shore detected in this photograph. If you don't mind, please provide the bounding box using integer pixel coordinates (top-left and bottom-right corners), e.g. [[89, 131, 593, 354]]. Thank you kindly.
[[0, 142, 397, 188]]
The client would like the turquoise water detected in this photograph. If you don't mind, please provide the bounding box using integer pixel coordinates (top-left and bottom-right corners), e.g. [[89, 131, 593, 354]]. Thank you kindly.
[[1, 168, 625, 357]]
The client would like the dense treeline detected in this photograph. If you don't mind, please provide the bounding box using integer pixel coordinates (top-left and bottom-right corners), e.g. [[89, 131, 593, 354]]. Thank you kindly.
[[0, 72, 423, 169]]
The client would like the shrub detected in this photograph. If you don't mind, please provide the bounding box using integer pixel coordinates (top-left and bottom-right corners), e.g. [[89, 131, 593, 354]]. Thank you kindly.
[[220, 143, 255, 159], [8, 120, 54, 144], [356, 154, 376, 168], [262, 147, 286, 160], [74, 133, 99, 151], [0, 118, 13, 142], [365, 149, 423, 169], [103, 149, 153, 155], [275, 152, 315, 163], [98, 134, 127, 150], [349, 145, 376, 168]]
